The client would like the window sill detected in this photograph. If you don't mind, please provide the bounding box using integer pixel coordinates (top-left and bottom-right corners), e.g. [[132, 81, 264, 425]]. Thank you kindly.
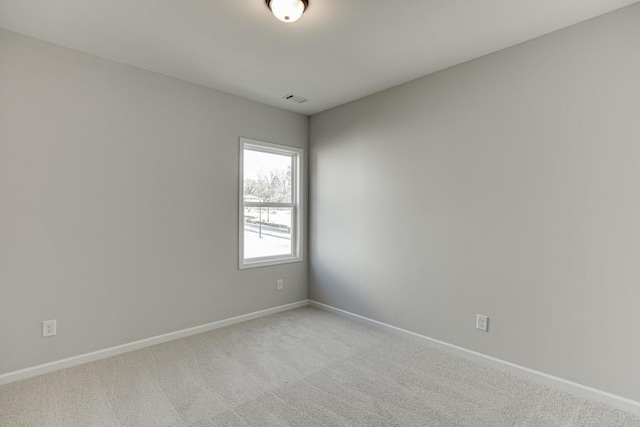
[[239, 256, 303, 270]]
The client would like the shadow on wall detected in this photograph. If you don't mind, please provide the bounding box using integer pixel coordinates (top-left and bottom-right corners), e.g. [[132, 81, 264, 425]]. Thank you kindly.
[[309, 257, 385, 321]]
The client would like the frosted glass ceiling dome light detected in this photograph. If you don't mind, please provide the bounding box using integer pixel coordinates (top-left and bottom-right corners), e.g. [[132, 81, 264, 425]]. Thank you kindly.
[[266, 0, 308, 23]]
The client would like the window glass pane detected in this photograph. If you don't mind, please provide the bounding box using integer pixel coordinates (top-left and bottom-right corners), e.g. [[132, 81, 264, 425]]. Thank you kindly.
[[244, 207, 292, 259], [243, 149, 292, 203]]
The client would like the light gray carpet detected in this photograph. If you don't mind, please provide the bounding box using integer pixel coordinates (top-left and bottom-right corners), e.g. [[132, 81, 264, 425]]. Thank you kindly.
[[1, 307, 638, 426]]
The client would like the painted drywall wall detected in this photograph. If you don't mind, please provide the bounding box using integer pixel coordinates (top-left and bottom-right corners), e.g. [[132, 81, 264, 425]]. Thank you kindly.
[[0, 29, 308, 374], [309, 4, 640, 401]]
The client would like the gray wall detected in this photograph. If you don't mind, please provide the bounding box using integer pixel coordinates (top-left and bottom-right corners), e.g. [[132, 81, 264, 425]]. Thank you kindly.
[[0, 29, 308, 374], [310, 4, 640, 401]]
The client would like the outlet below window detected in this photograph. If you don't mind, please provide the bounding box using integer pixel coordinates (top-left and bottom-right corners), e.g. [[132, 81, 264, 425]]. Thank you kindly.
[[42, 319, 57, 337], [476, 315, 488, 332]]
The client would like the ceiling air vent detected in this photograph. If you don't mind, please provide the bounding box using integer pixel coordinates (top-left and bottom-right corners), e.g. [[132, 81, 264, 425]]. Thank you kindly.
[[282, 94, 308, 104]]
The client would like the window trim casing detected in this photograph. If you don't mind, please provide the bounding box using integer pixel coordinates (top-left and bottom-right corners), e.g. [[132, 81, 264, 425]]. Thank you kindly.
[[239, 138, 303, 269]]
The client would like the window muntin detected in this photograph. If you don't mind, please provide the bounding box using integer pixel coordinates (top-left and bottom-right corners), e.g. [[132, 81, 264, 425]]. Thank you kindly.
[[239, 138, 302, 269]]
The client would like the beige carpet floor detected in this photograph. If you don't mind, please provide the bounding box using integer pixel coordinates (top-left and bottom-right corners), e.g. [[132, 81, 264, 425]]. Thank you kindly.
[[1, 306, 638, 426]]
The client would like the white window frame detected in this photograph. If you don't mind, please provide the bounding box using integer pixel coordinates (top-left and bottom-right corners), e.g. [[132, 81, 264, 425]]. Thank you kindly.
[[239, 138, 303, 269]]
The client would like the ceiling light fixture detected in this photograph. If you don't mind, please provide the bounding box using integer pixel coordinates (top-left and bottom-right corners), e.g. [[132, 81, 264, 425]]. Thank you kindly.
[[266, 0, 308, 23]]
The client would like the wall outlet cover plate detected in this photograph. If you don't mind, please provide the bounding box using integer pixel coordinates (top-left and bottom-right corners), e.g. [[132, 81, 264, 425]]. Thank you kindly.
[[476, 315, 489, 332], [43, 320, 57, 337]]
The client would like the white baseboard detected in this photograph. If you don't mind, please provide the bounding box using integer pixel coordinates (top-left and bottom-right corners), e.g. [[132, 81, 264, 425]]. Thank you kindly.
[[0, 299, 309, 387], [309, 300, 640, 416]]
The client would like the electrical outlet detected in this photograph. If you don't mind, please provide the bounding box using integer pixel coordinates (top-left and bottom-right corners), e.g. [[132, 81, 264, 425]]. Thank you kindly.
[[42, 319, 57, 337], [277, 279, 283, 290], [476, 315, 488, 332]]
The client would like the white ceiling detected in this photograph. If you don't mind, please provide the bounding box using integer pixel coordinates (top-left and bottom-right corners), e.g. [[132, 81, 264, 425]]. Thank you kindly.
[[0, 0, 637, 115]]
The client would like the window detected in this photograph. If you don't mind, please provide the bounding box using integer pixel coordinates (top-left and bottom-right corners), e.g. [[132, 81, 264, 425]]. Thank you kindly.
[[239, 138, 303, 269]]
